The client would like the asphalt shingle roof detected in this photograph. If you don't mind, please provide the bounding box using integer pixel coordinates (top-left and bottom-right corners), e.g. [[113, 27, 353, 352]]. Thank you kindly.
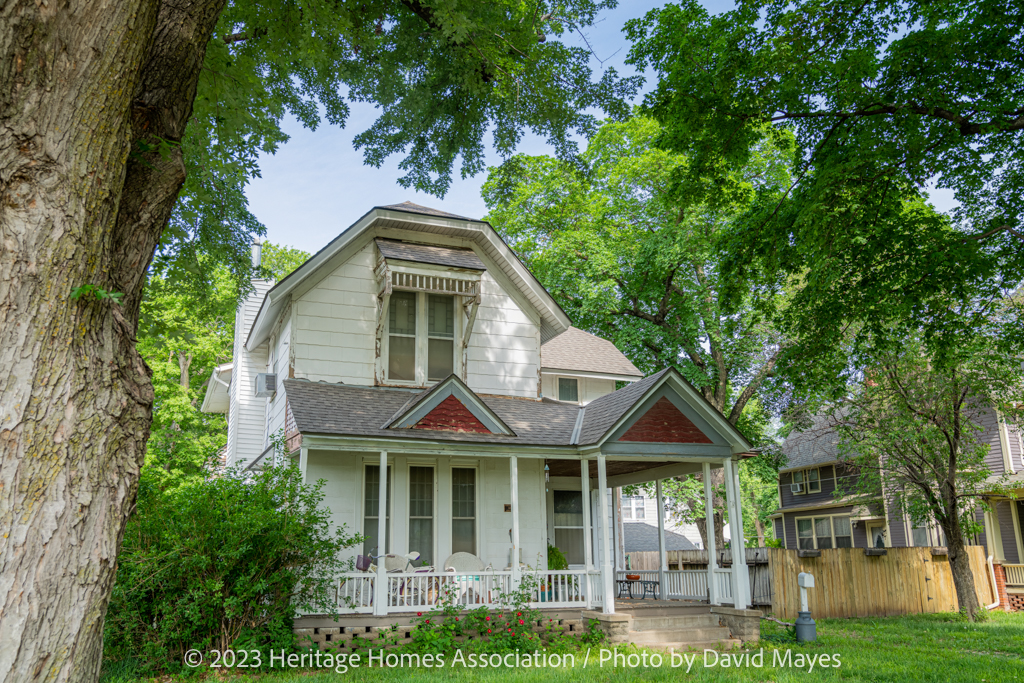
[[541, 327, 643, 378], [623, 522, 698, 552], [375, 238, 486, 271], [284, 379, 580, 445], [576, 370, 670, 445], [377, 201, 476, 221], [780, 414, 841, 472]]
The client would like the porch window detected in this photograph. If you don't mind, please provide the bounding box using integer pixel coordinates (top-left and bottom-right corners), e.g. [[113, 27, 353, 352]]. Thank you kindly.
[[387, 291, 457, 384], [363, 465, 392, 556], [451, 468, 476, 554], [388, 292, 417, 381], [553, 490, 585, 565], [558, 378, 579, 403], [409, 466, 434, 566]]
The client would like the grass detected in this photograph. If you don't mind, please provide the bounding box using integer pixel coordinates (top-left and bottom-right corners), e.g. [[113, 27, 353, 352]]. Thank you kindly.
[[103, 611, 1024, 683]]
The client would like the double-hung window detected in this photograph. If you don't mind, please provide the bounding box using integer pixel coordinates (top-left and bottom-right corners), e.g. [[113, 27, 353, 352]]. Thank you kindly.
[[621, 495, 646, 520], [363, 465, 392, 556], [792, 468, 821, 495], [408, 466, 435, 566], [796, 515, 852, 549], [452, 468, 476, 555], [387, 291, 456, 384], [558, 378, 579, 402], [553, 490, 585, 565]]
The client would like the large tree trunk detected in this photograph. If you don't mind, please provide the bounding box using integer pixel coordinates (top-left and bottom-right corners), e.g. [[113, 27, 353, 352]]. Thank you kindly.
[[941, 515, 981, 620], [0, 3, 224, 681]]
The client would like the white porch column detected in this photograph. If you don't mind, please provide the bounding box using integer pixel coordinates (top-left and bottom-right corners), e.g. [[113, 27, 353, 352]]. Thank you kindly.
[[597, 453, 615, 614], [725, 458, 751, 609], [580, 458, 594, 609], [656, 479, 668, 599], [373, 450, 389, 616], [298, 444, 309, 484], [510, 455, 521, 589], [702, 462, 720, 606]]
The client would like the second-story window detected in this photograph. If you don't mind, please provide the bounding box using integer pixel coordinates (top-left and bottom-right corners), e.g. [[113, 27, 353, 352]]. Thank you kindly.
[[387, 291, 457, 384], [558, 377, 579, 402]]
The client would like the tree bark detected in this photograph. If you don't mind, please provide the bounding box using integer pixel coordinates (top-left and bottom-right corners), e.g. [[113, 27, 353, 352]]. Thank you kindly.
[[941, 516, 981, 620], [0, 2, 225, 681]]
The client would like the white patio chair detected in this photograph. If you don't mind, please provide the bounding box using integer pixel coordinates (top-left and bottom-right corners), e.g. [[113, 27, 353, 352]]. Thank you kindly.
[[443, 553, 492, 605]]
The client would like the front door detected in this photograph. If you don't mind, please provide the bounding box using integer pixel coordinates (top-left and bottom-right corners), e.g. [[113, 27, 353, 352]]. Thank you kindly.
[[866, 523, 887, 549]]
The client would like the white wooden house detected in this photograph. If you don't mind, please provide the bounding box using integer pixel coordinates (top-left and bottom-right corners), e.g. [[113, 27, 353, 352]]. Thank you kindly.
[[203, 202, 756, 617]]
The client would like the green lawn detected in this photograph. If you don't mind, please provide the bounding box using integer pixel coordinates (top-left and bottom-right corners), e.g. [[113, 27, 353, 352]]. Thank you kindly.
[[104, 611, 1024, 683]]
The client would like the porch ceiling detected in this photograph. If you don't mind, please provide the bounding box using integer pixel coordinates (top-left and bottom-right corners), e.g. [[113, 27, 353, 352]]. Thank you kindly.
[[547, 459, 674, 478]]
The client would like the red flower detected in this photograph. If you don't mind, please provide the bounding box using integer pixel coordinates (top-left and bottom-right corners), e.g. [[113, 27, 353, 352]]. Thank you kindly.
[[508, 628, 512, 632], [455, 617, 459, 621], [516, 612, 522, 616], [417, 612, 422, 617], [485, 616, 490, 621], [425, 619, 430, 624], [487, 629, 491, 634], [518, 619, 524, 625]]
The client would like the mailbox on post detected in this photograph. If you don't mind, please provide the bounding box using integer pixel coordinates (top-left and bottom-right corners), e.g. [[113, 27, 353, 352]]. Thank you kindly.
[[795, 572, 816, 642]]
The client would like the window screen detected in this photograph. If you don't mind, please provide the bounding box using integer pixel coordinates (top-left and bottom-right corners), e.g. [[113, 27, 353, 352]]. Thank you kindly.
[[558, 378, 579, 402], [452, 468, 476, 555], [388, 291, 417, 381], [427, 295, 454, 381], [553, 490, 585, 565], [363, 465, 391, 556], [408, 466, 434, 566]]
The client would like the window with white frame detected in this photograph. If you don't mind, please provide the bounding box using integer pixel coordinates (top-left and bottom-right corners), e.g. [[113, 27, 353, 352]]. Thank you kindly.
[[451, 468, 476, 555], [387, 291, 456, 384], [363, 465, 392, 556], [408, 466, 435, 566], [553, 490, 585, 565], [796, 515, 852, 549], [621, 495, 646, 520], [791, 467, 821, 495], [558, 377, 579, 403]]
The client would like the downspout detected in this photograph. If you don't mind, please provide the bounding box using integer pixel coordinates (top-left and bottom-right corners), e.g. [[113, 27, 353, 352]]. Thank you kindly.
[[986, 555, 1001, 611]]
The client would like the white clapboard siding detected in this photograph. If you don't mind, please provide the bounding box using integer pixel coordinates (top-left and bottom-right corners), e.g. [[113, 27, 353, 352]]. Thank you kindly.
[[292, 243, 377, 385], [228, 279, 273, 467], [265, 317, 292, 440], [465, 273, 539, 398]]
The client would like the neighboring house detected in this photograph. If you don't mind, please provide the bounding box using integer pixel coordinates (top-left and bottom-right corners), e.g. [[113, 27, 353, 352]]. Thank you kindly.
[[620, 492, 703, 549], [772, 411, 1024, 607], [202, 201, 758, 616], [624, 523, 698, 553]]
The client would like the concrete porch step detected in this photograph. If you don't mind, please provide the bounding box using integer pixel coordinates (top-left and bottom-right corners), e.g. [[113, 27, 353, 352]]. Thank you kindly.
[[630, 627, 734, 645], [631, 615, 720, 630]]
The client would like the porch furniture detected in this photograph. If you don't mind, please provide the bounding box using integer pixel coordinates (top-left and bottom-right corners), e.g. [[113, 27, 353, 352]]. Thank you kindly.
[[616, 578, 660, 600], [443, 553, 492, 604]]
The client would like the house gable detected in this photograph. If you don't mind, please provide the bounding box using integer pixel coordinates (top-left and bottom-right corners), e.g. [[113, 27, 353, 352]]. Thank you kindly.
[[618, 396, 713, 444], [412, 394, 491, 434], [385, 375, 515, 436]]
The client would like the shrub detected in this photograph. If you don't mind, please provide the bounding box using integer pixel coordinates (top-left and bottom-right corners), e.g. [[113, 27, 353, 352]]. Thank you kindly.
[[104, 463, 359, 672]]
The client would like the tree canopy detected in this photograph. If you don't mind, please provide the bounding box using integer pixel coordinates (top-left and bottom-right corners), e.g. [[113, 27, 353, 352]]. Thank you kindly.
[[625, 0, 1024, 374]]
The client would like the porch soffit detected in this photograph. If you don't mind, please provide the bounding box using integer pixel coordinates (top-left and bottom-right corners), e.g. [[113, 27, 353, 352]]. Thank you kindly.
[[547, 458, 685, 478]]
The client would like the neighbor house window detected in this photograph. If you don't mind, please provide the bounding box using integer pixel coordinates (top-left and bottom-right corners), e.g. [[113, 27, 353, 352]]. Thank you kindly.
[[452, 468, 476, 555], [553, 490, 585, 565], [796, 515, 852, 549], [363, 465, 392, 556], [622, 495, 646, 520], [408, 466, 435, 566], [387, 292, 457, 384], [792, 468, 821, 495], [911, 519, 934, 547], [558, 378, 579, 402]]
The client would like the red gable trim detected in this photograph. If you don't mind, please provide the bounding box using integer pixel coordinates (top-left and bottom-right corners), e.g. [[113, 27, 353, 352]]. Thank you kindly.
[[618, 396, 714, 444], [412, 394, 491, 434]]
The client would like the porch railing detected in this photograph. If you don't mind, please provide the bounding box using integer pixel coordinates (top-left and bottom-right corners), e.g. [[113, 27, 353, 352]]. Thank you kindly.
[[336, 568, 602, 615], [1004, 564, 1024, 588], [615, 569, 708, 600]]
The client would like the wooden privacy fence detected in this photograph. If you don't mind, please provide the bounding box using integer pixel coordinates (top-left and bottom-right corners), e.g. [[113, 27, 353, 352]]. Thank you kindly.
[[768, 546, 996, 621]]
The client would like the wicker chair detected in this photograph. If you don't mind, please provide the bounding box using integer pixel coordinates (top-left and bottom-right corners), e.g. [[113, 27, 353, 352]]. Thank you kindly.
[[442, 553, 492, 605]]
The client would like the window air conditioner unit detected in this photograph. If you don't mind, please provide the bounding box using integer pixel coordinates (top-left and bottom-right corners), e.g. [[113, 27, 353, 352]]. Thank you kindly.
[[790, 483, 804, 494], [255, 373, 277, 397]]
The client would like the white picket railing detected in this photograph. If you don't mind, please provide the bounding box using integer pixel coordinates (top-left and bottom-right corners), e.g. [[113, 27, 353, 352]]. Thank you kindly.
[[615, 569, 709, 600], [1005, 564, 1024, 588], [714, 568, 734, 602], [337, 568, 602, 614]]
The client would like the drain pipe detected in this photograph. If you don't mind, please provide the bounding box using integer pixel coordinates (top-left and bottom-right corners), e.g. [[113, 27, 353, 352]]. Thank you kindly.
[[985, 555, 1001, 611]]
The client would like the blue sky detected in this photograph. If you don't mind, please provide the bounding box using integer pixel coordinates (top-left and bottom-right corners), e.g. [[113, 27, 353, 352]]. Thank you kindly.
[[245, 1, 955, 254]]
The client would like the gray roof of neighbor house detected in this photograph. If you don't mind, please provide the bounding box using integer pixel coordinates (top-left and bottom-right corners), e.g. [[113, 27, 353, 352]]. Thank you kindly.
[[623, 522, 698, 552], [780, 415, 841, 472], [375, 238, 486, 270], [541, 327, 643, 378]]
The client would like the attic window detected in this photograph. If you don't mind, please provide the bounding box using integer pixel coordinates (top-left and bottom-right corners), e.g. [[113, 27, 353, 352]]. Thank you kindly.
[[558, 378, 579, 402], [386, 291, 457, 384]]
